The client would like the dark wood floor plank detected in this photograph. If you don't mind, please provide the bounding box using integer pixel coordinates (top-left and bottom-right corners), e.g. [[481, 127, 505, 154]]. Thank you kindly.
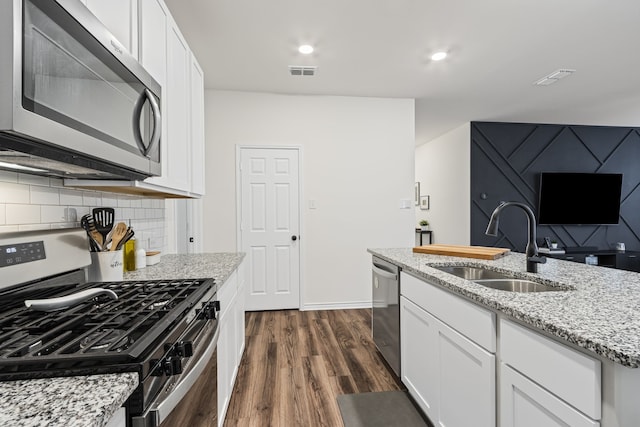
[[223, 309, 400, 427], [302, 355, 344, 427], [312, 317, 351, 377]]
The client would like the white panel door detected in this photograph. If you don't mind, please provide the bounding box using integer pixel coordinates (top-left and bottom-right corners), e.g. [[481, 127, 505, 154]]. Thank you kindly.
[[240, 148, 300, 310]]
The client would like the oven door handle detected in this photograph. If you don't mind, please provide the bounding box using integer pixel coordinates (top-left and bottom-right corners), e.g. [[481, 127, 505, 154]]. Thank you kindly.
[[24, 288, 118, 312], [145, 325, 219, 426]]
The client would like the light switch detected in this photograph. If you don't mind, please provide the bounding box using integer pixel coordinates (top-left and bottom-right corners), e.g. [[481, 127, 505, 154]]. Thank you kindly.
[[309, 199, 317, 209], [400, 199, 412, 209]]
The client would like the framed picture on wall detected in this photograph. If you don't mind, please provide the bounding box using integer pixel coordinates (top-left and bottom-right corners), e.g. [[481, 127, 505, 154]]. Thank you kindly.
[[415, 182, 420, 205], [420, 195, 430, 210]]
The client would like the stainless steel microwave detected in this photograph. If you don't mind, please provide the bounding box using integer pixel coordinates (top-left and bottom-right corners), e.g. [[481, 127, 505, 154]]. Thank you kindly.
[[0, 0, 161, 180]]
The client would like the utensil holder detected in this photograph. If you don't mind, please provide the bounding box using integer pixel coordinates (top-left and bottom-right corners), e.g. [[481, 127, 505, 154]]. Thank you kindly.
[[88, 250, 124, 282]]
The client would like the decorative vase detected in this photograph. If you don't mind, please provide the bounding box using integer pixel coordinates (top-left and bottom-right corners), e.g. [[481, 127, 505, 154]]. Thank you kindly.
[[421, 226, 429, 231]]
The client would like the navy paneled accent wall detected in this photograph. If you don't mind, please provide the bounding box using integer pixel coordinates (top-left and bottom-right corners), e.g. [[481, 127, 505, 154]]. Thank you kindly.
[[470, 121, 640, 252]]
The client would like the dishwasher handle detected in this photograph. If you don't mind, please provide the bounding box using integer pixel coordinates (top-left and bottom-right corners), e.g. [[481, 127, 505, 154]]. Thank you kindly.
[[372, 263, 398, 280]]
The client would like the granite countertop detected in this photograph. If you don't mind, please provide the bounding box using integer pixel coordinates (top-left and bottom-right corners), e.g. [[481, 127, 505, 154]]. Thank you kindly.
[[369, 248, 640, 368], [0, 373, 138, 427], [0, 253, 245, 427], [124, 253, 245, 291]]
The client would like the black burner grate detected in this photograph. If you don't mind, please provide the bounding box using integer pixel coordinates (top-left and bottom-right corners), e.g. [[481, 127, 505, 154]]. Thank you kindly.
[[0, 279, 212, 365]]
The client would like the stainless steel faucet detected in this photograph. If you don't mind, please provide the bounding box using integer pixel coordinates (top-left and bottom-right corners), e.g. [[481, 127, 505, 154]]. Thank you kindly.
[[485, 201, 546, 273]]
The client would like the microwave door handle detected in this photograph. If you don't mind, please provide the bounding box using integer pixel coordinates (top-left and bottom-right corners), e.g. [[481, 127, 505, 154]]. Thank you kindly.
[[132, 89, 161, 158], [146, 89, 162, 156]]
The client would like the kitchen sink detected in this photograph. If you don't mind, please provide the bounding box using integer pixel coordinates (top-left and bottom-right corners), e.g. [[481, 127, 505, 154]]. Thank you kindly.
[[471, 279, 563, 292], [434, 266, 512, 281], [433, 266, 569, 292]]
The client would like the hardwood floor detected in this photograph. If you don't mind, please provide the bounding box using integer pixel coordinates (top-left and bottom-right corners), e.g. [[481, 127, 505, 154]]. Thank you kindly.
[[223, 309, 403, 427]]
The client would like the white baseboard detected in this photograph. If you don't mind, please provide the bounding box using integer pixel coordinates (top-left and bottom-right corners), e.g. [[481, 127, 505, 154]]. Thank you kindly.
[[301, 301, 372, 311]]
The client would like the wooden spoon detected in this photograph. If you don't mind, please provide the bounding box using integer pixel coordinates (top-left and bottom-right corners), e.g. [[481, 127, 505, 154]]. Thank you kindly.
[[109, 222, 128, 251]]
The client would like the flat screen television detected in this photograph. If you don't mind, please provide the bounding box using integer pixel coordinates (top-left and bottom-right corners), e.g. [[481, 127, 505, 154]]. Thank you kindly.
[[537, 172, 623, 225]]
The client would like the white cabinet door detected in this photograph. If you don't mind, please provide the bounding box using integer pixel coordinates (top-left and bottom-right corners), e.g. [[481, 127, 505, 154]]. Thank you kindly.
[[162, 18, 191, 193], [401, 296, 440, 421], [500, 364, 600, 427], [438, 317, 495, 427], [401, 294, 495, 427], [189, 54, 206, 196], [217, 270, 242, 427], [85, 0, 138, 58], [235, 280, 246, 364], [217, 306, 233, 427], [138, 0, 167, 87]]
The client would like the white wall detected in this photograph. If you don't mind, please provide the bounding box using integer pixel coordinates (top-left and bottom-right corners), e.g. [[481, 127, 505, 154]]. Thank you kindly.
[[203, 90, 415, 309], [415, 122, 470, 245]]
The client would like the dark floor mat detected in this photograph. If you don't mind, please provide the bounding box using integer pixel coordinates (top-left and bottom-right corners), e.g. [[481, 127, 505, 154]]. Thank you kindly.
[[337, 391, 430, 427]]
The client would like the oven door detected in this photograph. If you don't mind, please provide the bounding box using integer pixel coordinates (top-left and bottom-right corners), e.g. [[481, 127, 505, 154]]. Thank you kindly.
[[131, 316, 219, 427]]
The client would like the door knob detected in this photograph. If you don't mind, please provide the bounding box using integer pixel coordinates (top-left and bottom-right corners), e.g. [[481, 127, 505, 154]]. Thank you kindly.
[[291, 235, 297, 241]]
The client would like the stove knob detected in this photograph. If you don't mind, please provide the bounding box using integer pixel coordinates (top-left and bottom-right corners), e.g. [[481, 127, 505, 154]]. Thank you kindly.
[[163, 356, 183, 376], [202, 301, 220, 319], [177, 340, 194, 357], [170, 357, 183, 375]]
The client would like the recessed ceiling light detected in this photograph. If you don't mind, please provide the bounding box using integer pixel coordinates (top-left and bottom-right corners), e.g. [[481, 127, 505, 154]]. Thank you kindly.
[[298, 44, 314, 55], [431, 51, 447, 61], [533, 68, 576, 86]]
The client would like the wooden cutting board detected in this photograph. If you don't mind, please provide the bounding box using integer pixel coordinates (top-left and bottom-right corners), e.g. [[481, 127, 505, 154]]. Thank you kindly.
[[413, 244, 510, 260]]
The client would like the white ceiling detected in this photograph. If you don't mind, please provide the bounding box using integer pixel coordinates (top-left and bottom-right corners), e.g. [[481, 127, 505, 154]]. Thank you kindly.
[[164, 0, 640, 145]]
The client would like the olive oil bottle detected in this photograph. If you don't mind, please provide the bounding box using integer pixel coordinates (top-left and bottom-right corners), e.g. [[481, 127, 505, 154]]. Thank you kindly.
[[124, 238, 136, 272]]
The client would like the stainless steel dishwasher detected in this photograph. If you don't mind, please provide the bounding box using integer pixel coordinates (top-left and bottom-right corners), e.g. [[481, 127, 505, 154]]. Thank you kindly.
[[372, 256, 400, 377]]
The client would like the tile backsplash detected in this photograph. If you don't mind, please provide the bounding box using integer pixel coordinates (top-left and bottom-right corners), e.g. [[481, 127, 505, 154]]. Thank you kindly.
[[0, 170, 166, 251]]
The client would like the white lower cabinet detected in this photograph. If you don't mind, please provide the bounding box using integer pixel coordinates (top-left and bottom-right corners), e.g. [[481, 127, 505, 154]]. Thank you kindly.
[[500, 364, 599, 427], [217, 264, 246, 427], [499, 319, 601, 427], [401, 296, 439, 417], [400, 271, 496, 427], [104, 407, 126, 427]]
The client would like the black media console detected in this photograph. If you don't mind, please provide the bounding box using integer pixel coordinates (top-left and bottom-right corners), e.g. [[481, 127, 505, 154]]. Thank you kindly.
[[546, 250, 640, 273]]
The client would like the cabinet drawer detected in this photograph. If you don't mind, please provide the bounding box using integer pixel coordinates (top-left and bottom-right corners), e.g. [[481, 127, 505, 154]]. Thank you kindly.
[[401, 272, 496, 352], [500, 319, 601, 420], [501, 364, 599, 427]]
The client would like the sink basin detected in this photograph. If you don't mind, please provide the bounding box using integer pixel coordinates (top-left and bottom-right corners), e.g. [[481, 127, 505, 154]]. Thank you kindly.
[[472, 279, 563, 293], [433, 266, 569, 292], [434, 266, 513, 281]]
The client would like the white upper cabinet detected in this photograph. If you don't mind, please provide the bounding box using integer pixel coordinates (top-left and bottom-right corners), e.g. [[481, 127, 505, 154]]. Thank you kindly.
[[66, 0, 206, 197], [189, 55, 206, 196], [162, 18, 191, 193], [84, 0, 138, 58], [138, 0, 167, 87], [138, 0, 206, 197]]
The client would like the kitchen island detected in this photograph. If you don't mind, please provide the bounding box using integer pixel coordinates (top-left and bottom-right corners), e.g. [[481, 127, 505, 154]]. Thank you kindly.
[[0, 253, 245, 427], [369, 248, 640, 427]]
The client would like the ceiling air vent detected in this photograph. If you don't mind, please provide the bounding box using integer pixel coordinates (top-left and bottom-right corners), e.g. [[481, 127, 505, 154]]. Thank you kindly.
[[289, 65, 317, 76], [533, 68, 576, 86]]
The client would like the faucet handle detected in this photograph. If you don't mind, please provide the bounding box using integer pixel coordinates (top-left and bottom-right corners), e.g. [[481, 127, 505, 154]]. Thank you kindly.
[[528, 255, 547, 264]]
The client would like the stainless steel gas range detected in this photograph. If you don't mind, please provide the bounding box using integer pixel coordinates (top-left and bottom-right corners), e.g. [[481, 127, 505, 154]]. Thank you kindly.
[[0, 229, 220, 426]]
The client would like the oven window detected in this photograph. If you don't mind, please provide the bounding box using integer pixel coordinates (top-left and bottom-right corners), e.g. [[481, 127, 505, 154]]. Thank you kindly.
[[22, 0, 159, 163]]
